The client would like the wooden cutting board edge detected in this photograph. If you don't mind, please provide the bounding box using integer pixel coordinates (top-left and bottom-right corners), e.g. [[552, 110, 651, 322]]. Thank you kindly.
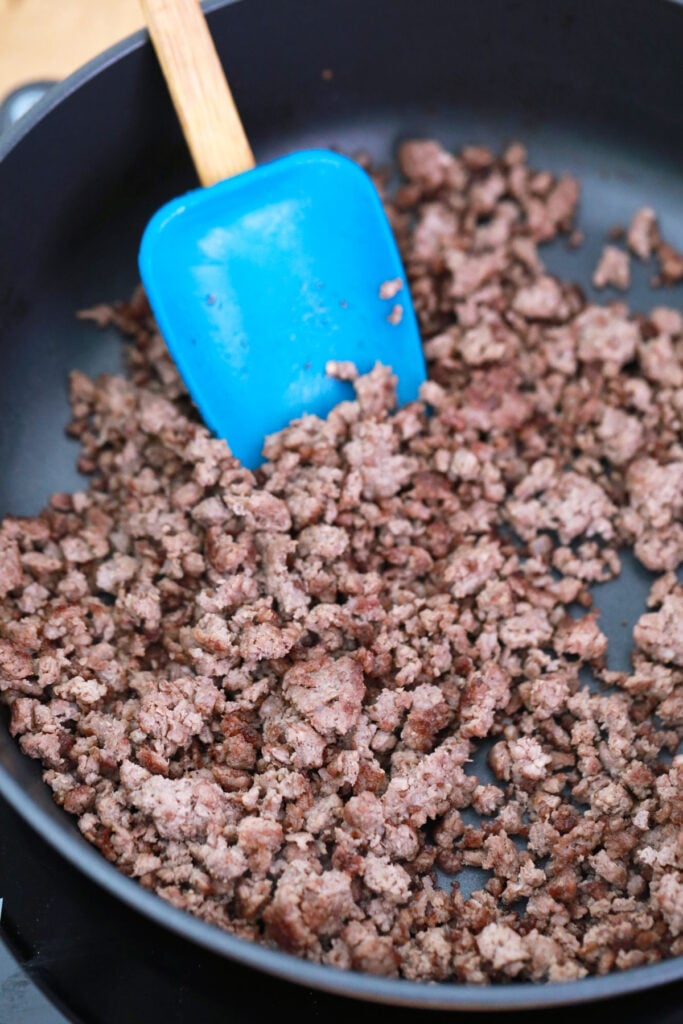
[[0, 0, 145, 101]]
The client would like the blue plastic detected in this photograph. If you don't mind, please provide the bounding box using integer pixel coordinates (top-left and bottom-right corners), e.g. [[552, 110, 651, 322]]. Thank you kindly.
[[138, 149, 426, 468]]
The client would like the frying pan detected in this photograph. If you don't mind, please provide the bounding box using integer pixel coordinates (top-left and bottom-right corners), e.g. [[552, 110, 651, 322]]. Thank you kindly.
[[0, 0, 682, 1011]]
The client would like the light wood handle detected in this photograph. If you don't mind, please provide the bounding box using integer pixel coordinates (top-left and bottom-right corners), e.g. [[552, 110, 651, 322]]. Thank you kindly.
[[140, 0, 255, 186]]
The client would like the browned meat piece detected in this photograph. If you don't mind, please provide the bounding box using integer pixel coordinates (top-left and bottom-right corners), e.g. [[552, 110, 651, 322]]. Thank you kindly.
[[655, 240, 683, 285], [592, 245, 630, 290], [282, 655, 364, 735], [626, 207, 659, 260], [634, 594, 683, 666]]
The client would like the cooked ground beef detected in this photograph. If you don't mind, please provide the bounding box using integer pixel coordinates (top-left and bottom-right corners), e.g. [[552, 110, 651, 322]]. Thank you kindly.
[[622, 205, 683, 288], [1, 139, 682, 984], [627, 207, 659, 262], [592, 245, 630, 291]]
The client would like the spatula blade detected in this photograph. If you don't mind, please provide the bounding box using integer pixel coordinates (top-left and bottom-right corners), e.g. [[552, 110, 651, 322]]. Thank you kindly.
[[139, 149, 426, 468]]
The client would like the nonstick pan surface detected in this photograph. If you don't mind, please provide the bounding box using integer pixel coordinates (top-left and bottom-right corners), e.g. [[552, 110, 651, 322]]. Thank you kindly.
[[0, 0, 682, 1010]]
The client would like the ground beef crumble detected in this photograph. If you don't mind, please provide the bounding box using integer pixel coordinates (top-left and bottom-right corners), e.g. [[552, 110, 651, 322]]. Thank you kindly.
[[592, 245, 630, 291], [1, 138, 682, 984]]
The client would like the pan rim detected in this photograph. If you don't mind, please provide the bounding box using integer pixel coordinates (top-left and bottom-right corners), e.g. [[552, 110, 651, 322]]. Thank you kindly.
[[0, 0, 682, 1009]]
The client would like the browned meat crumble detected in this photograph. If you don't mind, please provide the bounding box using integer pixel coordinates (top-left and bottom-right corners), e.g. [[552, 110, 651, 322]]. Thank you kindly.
[[592, 245, 630, 291], [1, 139, 682, 984], [622, 206, 683, 287]]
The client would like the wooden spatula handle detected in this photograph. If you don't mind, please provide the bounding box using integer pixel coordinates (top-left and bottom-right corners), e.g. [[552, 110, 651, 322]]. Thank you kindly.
[[140, 0, 255, 186]]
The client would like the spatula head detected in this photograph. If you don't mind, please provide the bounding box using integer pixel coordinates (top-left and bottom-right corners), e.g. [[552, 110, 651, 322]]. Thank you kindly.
[[139, 149, 426, 468]]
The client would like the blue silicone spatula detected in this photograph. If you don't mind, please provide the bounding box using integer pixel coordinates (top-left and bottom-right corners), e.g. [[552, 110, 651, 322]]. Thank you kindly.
[[137, 0, 426, 469]]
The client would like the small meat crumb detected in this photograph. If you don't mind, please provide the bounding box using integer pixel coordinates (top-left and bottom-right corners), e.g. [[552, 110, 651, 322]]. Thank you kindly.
[[325, 360, 358, 382], [655, 240, 683, 286], [592, 245, 630, 290], [379, 277, 404, 300], [626, 207, 659, 260]]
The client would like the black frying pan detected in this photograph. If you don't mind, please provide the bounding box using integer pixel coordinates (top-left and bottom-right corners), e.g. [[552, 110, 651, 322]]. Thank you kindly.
[[1, 0, 682, 1011]]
